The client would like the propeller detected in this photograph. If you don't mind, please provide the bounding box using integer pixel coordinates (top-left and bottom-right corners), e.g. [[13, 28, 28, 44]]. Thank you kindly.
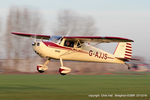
[[66, 26, 73, 36], [31, 33, 38, 46], [34, 33, 37, 42]]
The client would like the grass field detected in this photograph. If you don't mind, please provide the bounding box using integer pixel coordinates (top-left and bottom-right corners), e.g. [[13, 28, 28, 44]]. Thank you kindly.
[[0, 74, 150, 100]]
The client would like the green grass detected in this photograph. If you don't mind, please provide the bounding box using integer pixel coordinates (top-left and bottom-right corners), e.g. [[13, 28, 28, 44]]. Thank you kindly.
[[0, 74, 150, 100]]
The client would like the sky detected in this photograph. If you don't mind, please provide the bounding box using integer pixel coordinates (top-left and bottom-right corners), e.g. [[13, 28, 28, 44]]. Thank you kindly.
[[0, 0, 150, 62]]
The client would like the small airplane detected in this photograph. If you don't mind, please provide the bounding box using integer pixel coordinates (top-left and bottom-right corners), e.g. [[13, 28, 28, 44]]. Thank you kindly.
[[12, 32, 134, 75]]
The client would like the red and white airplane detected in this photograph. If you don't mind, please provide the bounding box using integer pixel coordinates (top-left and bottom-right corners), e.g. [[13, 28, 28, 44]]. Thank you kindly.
[[12, 32, 134, 75]]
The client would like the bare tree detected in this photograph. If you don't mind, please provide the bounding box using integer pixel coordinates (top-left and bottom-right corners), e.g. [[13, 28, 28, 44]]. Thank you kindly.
[[52, 10, 98, 73], [53, 10, 98, 36], [0, 17, 3, 71], [4, 6, 43, 71]]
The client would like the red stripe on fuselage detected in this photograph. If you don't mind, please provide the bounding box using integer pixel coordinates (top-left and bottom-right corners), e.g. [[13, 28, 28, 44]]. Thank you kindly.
[[42, 41, 88, 54], [42, 42, 115, 60]]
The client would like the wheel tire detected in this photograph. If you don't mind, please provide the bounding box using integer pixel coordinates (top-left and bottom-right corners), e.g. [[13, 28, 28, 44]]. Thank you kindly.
[[60, 73, 66, 76], [59, 68, 66, 75], [128, 67, 131, 70], [38, 70, 45, 73], [37, 66, 45, 73]]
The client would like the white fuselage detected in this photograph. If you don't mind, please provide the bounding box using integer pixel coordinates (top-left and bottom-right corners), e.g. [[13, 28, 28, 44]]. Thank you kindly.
[[32, 40, 124, 64]]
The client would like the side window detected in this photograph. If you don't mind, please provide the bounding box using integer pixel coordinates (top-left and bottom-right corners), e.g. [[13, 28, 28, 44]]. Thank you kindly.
[[77, 42, 81, 48], [64, 40, 74, 47]]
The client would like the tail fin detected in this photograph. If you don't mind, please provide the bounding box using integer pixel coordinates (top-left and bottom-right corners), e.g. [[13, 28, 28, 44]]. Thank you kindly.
[[113, 42, 132, 59]]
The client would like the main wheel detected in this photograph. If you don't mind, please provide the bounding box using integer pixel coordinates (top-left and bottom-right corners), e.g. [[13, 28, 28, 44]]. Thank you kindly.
[[38, 70, 45, 73], [59, 67, 66, 75], [37, 66, 45, 73], [60, 73, 66, 76], [59, 67, 71, 75]]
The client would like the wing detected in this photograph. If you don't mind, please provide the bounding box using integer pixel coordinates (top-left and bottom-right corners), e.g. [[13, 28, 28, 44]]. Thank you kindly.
[[12, 32, 63, 40], [63, 36, 134, 43], [11, 32, 51, 40], [12, 32, 134, 43]]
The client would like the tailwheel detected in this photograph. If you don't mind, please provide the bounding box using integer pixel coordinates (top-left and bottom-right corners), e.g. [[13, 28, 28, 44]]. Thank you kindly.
[[128, 66, 131, 70], [125, 62, 132, 70]]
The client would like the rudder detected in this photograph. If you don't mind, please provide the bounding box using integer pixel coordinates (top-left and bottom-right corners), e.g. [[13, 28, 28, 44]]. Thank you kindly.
[[113, 42, 132, 59]]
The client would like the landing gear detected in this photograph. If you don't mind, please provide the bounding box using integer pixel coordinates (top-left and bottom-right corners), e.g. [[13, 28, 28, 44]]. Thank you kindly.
[[59, 67, 66, 75], [37, 59, 50, 73], [37, 65, 45, 73], [125, 62, 132, 70], [36, 58, 71, 75], [59, 66, 71, 75], [59, 58, 71, 75], [128, 66, 131, 70]]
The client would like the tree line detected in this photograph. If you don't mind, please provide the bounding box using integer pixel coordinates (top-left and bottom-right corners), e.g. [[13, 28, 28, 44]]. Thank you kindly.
[[0, 6, 98, 71]]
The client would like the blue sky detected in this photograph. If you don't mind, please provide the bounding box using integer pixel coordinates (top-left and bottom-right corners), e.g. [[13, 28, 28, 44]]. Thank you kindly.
[[0, 0, 150, 62]]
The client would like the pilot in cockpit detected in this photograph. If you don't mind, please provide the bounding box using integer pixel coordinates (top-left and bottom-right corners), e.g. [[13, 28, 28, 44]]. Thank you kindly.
[[64, 40, 74, 47]]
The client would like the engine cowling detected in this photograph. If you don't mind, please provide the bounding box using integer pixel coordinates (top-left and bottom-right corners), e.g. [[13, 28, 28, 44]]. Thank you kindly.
[[59, 66, 71, 75]]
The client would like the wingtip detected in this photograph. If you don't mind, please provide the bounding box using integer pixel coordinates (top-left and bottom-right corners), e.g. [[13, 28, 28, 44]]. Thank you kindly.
[[11, 32, 20, 35], [130, 39, 134, 42], [11, 32, 15, 34]]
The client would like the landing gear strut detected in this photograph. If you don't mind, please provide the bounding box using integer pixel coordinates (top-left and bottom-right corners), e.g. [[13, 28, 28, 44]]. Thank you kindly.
[[37, 59, 50, 73], [59, 58, 71, 75], [37, 58, 71, 75]]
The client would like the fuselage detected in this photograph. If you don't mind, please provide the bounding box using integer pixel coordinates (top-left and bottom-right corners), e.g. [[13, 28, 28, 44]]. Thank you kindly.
[[32, 40, 124, 64], [11, 32, 134, 74]]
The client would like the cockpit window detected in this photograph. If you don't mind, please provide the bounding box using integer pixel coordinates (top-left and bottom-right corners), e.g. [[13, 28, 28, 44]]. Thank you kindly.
[[64, 40, 74, 47], [77, 42, 82, 48]]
